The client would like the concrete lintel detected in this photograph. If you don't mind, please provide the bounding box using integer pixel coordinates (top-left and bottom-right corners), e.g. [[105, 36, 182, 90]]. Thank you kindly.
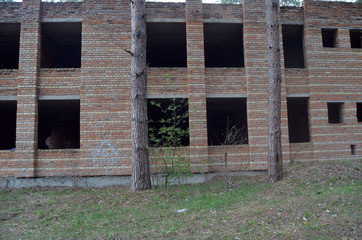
[[0, 20, 20, 23], [147, 94, 188, 99], [41, 18, 82, 23], [147, 18, 186, 23], [38, 95, 80, 100], [203, 19, 243, 24], [206, 93, 247, 98], [0, 96, 17, 101], [281, 21, 304, 25], [317, 26, 359, 30], [286, 93, 310, 98]]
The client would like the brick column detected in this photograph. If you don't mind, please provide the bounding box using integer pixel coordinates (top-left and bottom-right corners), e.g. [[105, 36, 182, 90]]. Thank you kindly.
[[278, 15, 291, 164], [16, 0, 41, 177], [80, 0, 132, 176], [186, 0, 208, 172], [243, 0, 269, 170]]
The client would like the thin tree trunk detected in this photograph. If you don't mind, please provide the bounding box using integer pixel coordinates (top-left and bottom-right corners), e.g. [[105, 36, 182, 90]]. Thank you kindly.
[[265, 0, 283, 182], [130, 0, 151, 191]]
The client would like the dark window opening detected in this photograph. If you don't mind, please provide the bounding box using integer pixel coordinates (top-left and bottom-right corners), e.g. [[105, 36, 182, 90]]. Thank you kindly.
[[206, 98, 248, 146], [146, 23, 187, 67], [0, 101, 16, 150], [38, 100, 80, 149], [41, 22, 81, 68], [351, 145, 356, 155], [204, 23, 244, 68], [357, 103, 362, 122], [328, 102, 343, 124], [287, 98, 310, 143], [282, 25, 305, 68], [0, 23, 20, 69], [322, 29, 337, 48], [148, 98, 189, 147], [350, 30, 362, 48]]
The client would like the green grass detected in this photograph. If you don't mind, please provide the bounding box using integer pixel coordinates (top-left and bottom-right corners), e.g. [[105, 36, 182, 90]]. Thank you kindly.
[[0, 160, 361, 239]]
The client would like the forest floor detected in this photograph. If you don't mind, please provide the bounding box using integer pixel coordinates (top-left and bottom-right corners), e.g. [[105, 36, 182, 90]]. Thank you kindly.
[[0, 159, 361, 239]]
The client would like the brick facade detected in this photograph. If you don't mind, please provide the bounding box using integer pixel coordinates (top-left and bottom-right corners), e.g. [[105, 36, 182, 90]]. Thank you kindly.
[[0, 0, 361, 178]]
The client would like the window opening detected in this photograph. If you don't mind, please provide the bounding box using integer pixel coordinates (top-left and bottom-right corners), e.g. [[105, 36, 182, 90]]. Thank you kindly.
[[146, 23, 187, 68], [0, 23, 20, 69], [351, 145, 356, 155], [328, 102, 343, 124], [41, 22, 81, 68], [350, 30, 362, 48], [322, 29, 337, 48], [148, 98, 189, 147], [0, 101, 16, 150], [357, 103, 362, 122], [204, 23, 244, 68], [287, 98, 310, 143], [38, 100, 80, 149], [282, 25, 304, 68], [206, 98, 248, 146]]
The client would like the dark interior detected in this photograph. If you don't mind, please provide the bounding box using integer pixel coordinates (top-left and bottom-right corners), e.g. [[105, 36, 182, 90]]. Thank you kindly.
[[328, 102, 342, 124], [41, 22, 82, 68], [204, 23, 244, 68], [38, 100, 80, 149], [357, 102, 361, 122], [287, 98, 310, 143], [350, 30, 361, 48], [322, 29, 337, 48], [282, 25, 305, 68], [146, 23, 187, 68], [206, 98, 248, 146], [0, 23, 20, 69], [0, 101, 17, 150]]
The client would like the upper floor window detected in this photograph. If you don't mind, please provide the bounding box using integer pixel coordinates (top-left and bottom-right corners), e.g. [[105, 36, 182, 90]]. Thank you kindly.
[[322, 29, 337, 48], [41, 22, 82, 68]]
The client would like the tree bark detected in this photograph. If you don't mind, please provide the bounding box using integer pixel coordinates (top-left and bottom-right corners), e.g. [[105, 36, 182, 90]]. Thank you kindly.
[[130, 0, 151, 191], [265, 0, 283, 182]]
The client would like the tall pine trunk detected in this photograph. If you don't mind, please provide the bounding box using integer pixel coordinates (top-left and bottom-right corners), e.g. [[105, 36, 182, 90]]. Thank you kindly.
[[130, 0, 151, 191], [265, 0, 283, 182]]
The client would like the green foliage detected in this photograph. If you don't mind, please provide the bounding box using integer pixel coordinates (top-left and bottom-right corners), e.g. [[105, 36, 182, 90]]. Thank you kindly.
[[149, 98, 192, 188], [149, 98, 189, 148]]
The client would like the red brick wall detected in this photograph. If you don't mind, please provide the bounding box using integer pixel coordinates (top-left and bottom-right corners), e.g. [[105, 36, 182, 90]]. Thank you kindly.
[[0, 0, 361, 178]]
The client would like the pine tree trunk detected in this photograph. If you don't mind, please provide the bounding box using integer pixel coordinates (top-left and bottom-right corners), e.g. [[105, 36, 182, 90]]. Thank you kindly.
[[130, 0, 151, 191], [265, 0, 283, 182]]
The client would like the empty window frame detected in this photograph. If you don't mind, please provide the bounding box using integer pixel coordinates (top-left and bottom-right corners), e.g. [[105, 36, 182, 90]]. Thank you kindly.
[[322, 29, 337, 48], [206, 98, 248, 146], [0, 23, 20, 69], [146, 23, 187, 68], [327, 102, 343, 124], [357, 102, 362, 122], [0, 101, 16, 150], [38, 100, 80, 149], [204, 23, 244, 68], [282, 25, 305, 68], [350, 30, 362, 48], [287, 98, 310, 143], [41, 22, 81, 68], [148, 98, 189, 147]]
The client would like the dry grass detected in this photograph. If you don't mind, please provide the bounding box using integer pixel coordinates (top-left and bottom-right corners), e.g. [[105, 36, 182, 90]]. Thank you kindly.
[[0, 159, 361, 239]]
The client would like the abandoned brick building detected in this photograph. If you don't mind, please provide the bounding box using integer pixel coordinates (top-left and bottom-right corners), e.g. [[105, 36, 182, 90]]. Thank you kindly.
[[0, 0, 361, 179]]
